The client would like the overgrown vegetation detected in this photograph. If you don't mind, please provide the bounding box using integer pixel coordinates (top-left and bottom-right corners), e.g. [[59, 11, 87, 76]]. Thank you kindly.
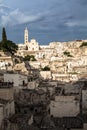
[[63, 51, 73, 57], [23, 55, 37, 61], [41, 66, 50, 71], [80, 42, 87, 47], [0, 27, 18, 55]]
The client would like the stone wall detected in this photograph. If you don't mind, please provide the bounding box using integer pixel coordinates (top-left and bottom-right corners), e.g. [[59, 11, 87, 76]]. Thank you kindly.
[[50, 96, 80, 117]]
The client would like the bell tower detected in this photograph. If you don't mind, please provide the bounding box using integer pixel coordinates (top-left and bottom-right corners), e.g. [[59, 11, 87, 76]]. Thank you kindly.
[[24, 27, 28, 45]]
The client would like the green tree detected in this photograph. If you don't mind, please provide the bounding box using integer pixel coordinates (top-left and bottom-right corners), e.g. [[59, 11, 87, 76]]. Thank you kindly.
[[41, 66, 50, 71], [0, 27, 18, 55], [80, 42, 87, 47], [2, 27, 7, 42], [63, 51, 73, 57], [23, 55, 36, 61]]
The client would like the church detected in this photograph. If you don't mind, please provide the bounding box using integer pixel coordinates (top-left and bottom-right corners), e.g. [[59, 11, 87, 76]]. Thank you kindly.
[[18, 27, 40, 51]]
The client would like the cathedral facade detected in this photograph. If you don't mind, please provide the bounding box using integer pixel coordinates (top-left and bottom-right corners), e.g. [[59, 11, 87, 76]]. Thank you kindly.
[[24, 27, 39, 51]]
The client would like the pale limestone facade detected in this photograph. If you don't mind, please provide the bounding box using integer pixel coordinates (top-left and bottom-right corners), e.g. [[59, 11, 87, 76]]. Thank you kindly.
[[52, 73, 78, 82], [13, 62, 29, 75], [24, 27, 39, 51], [0, 100, 15, 129], [0, 87, 14, 100], [82, 89, 87, 114], [0, 56, 13, 70], [40, 71, 52, 80], [28, 39, 39, 51], [16, 28, 87, 81], [50, 96, 80, 117], [4, 73, 28, 92], [29, 61, 41, 69]]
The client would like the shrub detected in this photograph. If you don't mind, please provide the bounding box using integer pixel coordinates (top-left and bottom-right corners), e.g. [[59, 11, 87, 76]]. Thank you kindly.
[[80, 42, 87, 47], [41, 66, 50, 71]]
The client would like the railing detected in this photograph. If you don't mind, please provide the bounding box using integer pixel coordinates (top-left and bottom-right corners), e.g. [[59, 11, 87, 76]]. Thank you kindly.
[[0, 82, 13, 88]]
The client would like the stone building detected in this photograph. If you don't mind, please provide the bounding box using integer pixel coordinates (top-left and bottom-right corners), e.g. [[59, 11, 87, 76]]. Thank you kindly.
[[40, 71, 52, 80], [4, 72, 28, 92], [82, 88, 87, 114], [0, 81, 15, 129], [24, 27, 39, 51], [0, 82, 14, 100], [50, 95, 80, 117]]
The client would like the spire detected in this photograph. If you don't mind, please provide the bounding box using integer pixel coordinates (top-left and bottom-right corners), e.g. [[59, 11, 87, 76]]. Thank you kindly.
[[25, 27, 28, 30], [24, 27, 29, 44]]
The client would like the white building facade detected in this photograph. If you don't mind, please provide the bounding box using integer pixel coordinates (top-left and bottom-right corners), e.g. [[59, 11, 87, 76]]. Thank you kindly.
[[24, 27, 39, 51]]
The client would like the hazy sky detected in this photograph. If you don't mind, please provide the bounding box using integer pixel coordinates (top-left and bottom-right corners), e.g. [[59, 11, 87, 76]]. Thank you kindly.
[[0, 0, 87, 44]]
